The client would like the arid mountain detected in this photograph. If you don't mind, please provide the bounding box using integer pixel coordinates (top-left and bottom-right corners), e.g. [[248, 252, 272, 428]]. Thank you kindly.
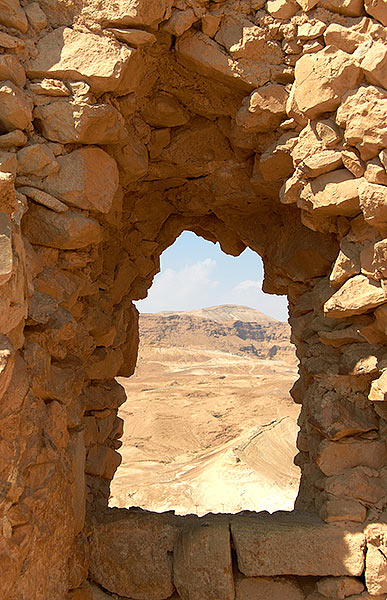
[[140, 304, 296, 364], [111, 305, 300, 515]]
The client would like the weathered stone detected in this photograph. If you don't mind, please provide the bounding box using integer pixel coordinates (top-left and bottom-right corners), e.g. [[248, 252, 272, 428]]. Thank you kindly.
[[316, 439, 387, 476], [142, 93, 189, 128], [365, 523, 387, 595], [0, 0, 28, 32], [202, 14, 221, 37], [266, 0, 299, 19], [44, 148, 119, 213], [27, 27, 143, 95], [236, 83, 288, 133], [320, 0, 364, 16], [109, 27, 156, 47], [324, 274, 386, 317], [0, 55, 25, 87], [30, 78, 70, 96], [0, 130, 26, 149], [364, 0, 387, 25], [235, 575, 304, 600], [85, 347, 124, 380], [0, 334, 15, 403], [24, 1, 47, 30], [317, 576, 364, 598], [360, 42, 387, 90], [337, 86, 387, 160], [300, 150, 342, 178], [320, 499, 368, 524], [296, 0, 319, 9], [324, 467, 385, 505], [369, 371, 387, 402], [34, 101, 128, 145], [17, 144, 59, 178], [86, 445, 121, 479], [288, 46, 361, 119], [22, 204, 102, 249], [359, 179, 387, 233], [163, 8, 197, 36], [174, 520, 234, 600], [231, 513, 365, 577], [299, 170, 360, 217], [0, 212, 12, 286], [89, 510, 180, 599], [298, 21, 326, 40], [258, 133, 296, 181], [0, 82, 33, 133], [342, 149, 365, 178]]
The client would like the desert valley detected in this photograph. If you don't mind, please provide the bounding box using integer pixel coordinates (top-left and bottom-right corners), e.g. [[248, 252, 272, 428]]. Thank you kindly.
[[110, 304, 300, 515]]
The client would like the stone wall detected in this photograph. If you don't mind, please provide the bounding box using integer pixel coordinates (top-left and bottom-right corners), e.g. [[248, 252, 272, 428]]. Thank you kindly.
[[1, 0, 387, 597]]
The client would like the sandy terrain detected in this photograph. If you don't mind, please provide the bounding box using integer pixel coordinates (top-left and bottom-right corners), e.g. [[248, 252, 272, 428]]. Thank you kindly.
[[110, 335, 300, 516]]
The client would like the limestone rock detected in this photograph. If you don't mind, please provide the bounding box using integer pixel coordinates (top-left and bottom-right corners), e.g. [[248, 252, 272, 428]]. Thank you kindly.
[[330, 240, 361, 288], [24, 2, 47, 30], [0, 0, 28, 32], [163, 8, 197, 36], [316, 439, 387, 476], [108, 28, 157, 47], [236, 84, 288, 133], [324, 467, 385, 504], [296, 0, 319, 9], [360, 42, 387, 90], [0, 82, 33, 133], [231, 513, 365, 576], [320, 499, 367, 524], [299, 170, 360, 217], [266, 0, 299, 19], [0, 55, 25, 88], [320, 0, 364, 16], [27, 28, 143, 95], [83, 0, 172, 29], [235, 575, 304, 600], [369, 371, 387, 402], [337, 86, 387, 160], [17, 187, 68, 213], [317, 576, 364, 598], [0, 212, 12, 287], [324, 274, 386, 317], [22, 204, 102, 249], [342, 149, 365, 178], [299, 149, 342, 178], [17, 144, 59, 178], [365, 523, 387, 595], [89, 510, 180, 599], [364, 0, 387, 25], [174, 520, 234, 600], [324, 22, 369, 54], [44, 147, 119, 213], [34, 101, 128, 145], [0, 130, 26, 149], [86, 445, 121, 479], [142, 93, 189, 128], [288, 46, 361, 119], [0, 334, 15, 403], [358, 180, 387, 233]]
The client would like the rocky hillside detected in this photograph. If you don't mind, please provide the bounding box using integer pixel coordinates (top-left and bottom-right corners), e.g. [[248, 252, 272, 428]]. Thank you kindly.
[[139, 304, 296, 364]]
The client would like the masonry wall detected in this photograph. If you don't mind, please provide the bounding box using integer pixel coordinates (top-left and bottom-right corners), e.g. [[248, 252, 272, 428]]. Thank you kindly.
[[1, 0, 387, 597]]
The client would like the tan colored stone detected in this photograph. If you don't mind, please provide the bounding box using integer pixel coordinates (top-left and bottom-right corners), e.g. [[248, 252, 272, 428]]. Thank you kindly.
[[320, 0, 364, 16], [360, 42, 387, 90], [299, 170, 361, 216], [365, 523, 387, 595], [342, 149, 365, 178], [24, 2, 47, 30], [231, 513, 365, 577], [85, 347, 124, 380], [320, 499, 368, 524], [0, 82, 33, 133], [258, 133, 296, 182], [0, 212, 12, 287], [337, 86, 387, 161], [18, 187, 68, 213], [364, 0, 387, 26], [266, 0, 299, 19], [365, 158, 387, 185], [316, 439, 387, 476], [300, 149, 343, 178], [149, 128, 171, 160], [17, 144, 59, 178], [324, 22, 368, 54], [315, 119, 342, 149], [108, 27, 156, 47], [174, 520, 234, 600], [358, 180, 387, 233], [325, 274, 386, 317], [0, 30, 23, 48], [34, 101, 128, 145], [0, 151, 16, 176], [0, 130, 26, 149], [89, 510, 180, 598], [236, 83, 288, 133], [330, 240, 361, 288], [142, 93, 189, 128], [30, 78, 70, 96], [0, 334, 15, 403], [163, 8, 197, 36], [369, 371, 387, 402], [288, 46, 361, 120], [0, 0, 28, 32], [317, 576, 364, 598], [22, 204, 102, 249], [324, 466, 384, 505], [86, 444, 121, 479], [298, 21, 326, 40], [236, 575, 304, 600], [296, 0, 319, 9], [44, 147, 119, 213], [27, 27, 143, 95], [0, 55, 25, 87], [82, 0, 172, 29], [202, 14, 221, 37]]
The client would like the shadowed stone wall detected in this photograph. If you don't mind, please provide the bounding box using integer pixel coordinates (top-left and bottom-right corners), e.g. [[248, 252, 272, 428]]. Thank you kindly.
[[1, 0, 387, 597]]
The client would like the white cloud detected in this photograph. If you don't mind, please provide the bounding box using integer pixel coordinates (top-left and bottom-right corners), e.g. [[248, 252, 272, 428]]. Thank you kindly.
[[136, 258, 219, 313], [231, 279, 288, 322]]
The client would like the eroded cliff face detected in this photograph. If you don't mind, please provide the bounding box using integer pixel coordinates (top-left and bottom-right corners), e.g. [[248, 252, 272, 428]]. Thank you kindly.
[[1, 0, 387, 597]]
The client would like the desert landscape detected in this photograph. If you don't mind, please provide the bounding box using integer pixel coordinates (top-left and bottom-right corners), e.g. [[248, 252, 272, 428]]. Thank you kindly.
[[110, 305, 300, 515]]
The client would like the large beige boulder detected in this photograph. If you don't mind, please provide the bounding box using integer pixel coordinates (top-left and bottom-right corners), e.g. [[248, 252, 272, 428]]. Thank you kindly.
[[85, 445, 121, 479], [231, 513, 365, 577], [324, 274, 386, 317], [0, 212, 12, 286], [176, 31, 270, 91], [83, 0, 172, 29], [288, 46, 361, 120], [316, 439, 387, 476], [44, 147, 119, 213], [337, 86, 387, 160], [27, 28, 143, 95], [34, 101, 128, 145], [174, 520, 234, 600], [266, 0, 299, 19], [299, 170, 360, 216], [365, 524, 387, 595], [320, 0, 364, 16], [236, 575, 304, 600], [0, 0, 27, 32], [324, 21, 369, 54], [236, 84, 288, 133], [22, 204, 102, 249], [17, 144, 59, 178], [0, 55, 25, 87], [361, 42, 387, 90], [358, 180, 387, 233], [364, 0, 387, 25], [317, 576, 364, 598], [89, 510, 180, 599], [0, 82, 32, 132], [142, 93, 189, 127]]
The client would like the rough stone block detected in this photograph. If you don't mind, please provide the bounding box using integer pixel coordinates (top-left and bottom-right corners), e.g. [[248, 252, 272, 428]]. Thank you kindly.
[[324, 274, 386, 318], [0, 0, 28, 32], [231, 513, 365, 577], [299, 170, 361, 217], [0, 82, 32, 133], [0, 212, 12, 286], [316, 439, 387, 476], [235, 575, 304, 599]]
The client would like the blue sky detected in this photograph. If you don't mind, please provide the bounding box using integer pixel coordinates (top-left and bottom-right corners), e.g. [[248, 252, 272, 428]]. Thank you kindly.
[[135, 231, 288, 321]]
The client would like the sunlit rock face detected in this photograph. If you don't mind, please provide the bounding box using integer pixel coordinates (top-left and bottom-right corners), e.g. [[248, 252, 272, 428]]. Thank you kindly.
[[1, 0, 387, 597]]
